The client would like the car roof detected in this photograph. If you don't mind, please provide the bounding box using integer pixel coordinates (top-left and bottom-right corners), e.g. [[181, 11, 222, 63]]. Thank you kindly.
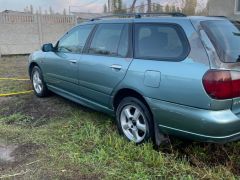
[[78, 15, 228, 26]]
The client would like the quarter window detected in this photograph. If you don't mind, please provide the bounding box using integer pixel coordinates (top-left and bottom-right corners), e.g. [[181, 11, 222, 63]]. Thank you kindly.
[[134, 23, 189, 61], [89, 24, 126, 56], [58, 25, 94, 53]]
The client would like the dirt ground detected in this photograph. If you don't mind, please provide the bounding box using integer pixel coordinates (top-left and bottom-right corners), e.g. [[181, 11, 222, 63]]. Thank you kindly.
[[0, 55, 240, 179]]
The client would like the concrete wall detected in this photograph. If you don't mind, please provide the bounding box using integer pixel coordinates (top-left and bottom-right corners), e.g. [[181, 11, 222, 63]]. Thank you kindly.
[[0, 13, 76, 55], [208, 0, 240, 20]]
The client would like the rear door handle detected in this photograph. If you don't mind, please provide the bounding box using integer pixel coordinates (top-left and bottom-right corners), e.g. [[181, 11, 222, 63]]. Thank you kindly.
[[69, 60, 77, 64], [110, 64, 122, 70]]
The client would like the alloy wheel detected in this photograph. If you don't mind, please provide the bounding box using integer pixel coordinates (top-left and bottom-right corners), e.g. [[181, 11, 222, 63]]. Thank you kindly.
[[120, 105, 148, 143]]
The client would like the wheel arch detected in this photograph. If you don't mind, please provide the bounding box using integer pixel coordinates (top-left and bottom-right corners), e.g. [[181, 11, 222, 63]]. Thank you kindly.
[[29, 62, 40, 78], [113, 88, 153, 118]]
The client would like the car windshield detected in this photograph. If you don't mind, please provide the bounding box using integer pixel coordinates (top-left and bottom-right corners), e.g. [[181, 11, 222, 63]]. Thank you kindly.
[[201, 20, 240, 63]]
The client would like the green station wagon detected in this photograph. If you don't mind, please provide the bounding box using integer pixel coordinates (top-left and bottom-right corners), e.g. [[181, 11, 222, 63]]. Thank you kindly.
[[29, 13, 240, 144]]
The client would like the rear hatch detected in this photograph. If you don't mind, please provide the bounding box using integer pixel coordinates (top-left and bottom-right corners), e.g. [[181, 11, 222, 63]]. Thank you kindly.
[[200, 19, 240, 113]]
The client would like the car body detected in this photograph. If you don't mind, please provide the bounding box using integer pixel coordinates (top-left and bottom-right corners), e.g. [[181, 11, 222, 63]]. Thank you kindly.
[[29, 13, 240, 144]]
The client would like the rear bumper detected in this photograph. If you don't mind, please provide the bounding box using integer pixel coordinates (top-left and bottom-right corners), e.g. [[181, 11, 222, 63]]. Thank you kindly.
[[145, 97, 240, 143]]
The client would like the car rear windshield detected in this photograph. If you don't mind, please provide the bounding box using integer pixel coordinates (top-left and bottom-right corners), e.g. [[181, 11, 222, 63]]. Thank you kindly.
[[201, 20, 240, 63]]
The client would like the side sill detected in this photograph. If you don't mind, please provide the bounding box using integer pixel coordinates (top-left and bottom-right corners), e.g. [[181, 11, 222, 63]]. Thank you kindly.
[[47, 85, 114, 116]]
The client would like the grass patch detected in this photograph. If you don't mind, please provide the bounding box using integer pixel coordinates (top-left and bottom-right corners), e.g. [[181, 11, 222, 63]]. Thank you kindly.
[[0, 80, 31, 94], [0, 55, 28, 78], [0, 55, 239, 179]]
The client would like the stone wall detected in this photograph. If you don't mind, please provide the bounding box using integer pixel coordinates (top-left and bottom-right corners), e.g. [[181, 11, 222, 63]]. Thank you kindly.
[[0, 13, 76, 55], [207, 0, 240, 20]]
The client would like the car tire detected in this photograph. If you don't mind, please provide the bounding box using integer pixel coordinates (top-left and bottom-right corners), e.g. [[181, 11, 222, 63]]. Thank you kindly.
[[31, 66, 49, 97], [116, 97, 154, 144]]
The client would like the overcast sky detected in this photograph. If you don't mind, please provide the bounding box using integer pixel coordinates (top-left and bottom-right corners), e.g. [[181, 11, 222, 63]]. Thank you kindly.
[[0, 0, 208, 13]]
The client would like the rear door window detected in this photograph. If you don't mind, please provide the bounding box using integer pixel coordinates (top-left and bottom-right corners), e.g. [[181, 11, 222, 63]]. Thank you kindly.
[[201, 20, 240, 63], [134, 23, 189, 61]]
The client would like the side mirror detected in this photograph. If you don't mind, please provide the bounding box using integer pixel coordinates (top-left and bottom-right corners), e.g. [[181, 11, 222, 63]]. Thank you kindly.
[[42, 43, 54, 52]]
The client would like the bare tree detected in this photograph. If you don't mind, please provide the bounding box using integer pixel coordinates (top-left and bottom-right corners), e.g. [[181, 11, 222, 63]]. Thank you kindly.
[[182, 0, 197, 15], [138, 2, 145, 13], [39, 7, 42, 14], [171, 5, 177, 12], [63, 8, 67, 15], [147, 0, 151, 13], [103, 4, 108, 13], [165, 4, 170, 12], [176, 6, 181, 13], [30, 5, 34, 14], [131, 0, 137, 13], [49, 6, 54, 15]]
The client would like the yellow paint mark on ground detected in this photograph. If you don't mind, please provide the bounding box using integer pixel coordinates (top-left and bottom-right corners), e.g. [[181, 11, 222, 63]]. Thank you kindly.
[[0, 78, 30, 81], [0, 78, 33, 97], [0, 90, 33, 97]]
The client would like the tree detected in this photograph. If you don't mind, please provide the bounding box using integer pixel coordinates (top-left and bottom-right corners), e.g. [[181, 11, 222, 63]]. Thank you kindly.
[[30, 5, 34, 14], [205, 0, 210, 15], [147, 0, 152, 13], [103, 4, 108, 13], [156, 4, 163, 12], [171, 5, 177, 12], [152, 3, 162, 13], [122, 3, 127, 13], [24, 6, 29, 13], [49, 6, 54, 14], [176, 6, 181, 13], [182, 0, 197, 15], [138, 2, 145, 13], [112, 0, 126, 14], [131, 0, 137, 13], [63, 8, 67, 15], [165, 4, 170, 12], [39, 7, 42, 14]]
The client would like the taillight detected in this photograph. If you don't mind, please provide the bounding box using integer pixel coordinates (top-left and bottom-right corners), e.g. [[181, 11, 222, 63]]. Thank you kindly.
[[203, 70, 240, 100]]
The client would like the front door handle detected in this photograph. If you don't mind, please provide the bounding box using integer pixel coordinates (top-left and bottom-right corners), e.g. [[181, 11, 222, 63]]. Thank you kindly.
[[110, 64, 122, 70], [69, 60, 77, 64]]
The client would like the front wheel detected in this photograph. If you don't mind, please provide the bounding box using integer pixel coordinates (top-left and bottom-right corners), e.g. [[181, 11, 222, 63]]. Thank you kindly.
[[31, 66, 49, 97], [116, 97, 154, 144]]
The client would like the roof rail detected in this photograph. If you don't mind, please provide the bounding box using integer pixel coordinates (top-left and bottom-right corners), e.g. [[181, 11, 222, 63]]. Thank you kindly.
[[208, 16, 227, 18], [90, 12, 187, 21]]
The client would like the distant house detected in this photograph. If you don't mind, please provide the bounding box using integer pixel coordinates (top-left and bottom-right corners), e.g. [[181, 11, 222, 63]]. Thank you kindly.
[[207, 0, 240, 20]]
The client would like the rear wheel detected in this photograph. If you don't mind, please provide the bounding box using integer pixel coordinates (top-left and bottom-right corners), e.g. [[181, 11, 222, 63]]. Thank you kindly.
[[116, 97, 154, 144], [31, 66, 49, 97]]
